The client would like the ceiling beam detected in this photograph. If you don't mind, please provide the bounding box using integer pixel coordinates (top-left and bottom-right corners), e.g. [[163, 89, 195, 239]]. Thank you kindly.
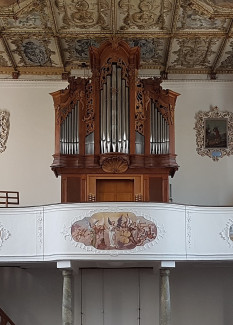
[[210, 19, 233, 74], [47, 0, 65, 73], [0, 34, 19, 77], [163, 0, 181, 76]]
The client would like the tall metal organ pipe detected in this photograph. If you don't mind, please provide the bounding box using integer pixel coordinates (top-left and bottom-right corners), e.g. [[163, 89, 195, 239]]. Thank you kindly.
[[100, 63, 129, 154], [60, 102, 79, 154], [150, 100, 170, 154]]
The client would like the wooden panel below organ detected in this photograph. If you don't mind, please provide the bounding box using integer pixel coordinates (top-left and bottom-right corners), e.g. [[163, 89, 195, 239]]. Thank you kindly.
[[61, 176, 85, 203], [60, 174, 170, 203], [96, 179, 134, 202]]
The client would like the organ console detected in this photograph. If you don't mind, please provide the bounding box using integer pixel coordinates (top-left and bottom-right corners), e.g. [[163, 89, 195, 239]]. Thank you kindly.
[[50, 38, 179, 203]]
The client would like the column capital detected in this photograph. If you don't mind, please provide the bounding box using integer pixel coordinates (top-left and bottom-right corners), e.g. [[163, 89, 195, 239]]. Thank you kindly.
[[160, 268, 170, 276], [62, 269, 73, 277]]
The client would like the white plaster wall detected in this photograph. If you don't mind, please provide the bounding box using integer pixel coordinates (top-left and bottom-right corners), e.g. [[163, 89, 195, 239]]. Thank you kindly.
[[1, 80, 233, 206], [0, 265, 232, 325], [0, 80, 66, 206], [165, 80, 233, 206]]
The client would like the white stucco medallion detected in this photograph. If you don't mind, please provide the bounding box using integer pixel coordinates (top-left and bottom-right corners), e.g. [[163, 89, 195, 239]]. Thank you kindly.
[[0, 110, 10, 153], [0, 223, 11, 247], [220, 218, 233, 247]]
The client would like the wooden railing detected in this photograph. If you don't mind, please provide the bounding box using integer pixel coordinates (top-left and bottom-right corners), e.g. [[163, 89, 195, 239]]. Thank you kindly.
[[0, 308, 15, 325], [0, 191, 19, 207]]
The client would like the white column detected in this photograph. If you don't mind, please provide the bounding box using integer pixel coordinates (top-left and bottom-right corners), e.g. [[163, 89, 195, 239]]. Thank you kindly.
[[62, 269, 73, 325], [160, 268, 171, 325]]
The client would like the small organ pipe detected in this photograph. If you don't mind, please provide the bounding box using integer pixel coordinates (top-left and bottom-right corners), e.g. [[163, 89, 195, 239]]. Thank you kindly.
[[68, 111, 72, 154], [117, 67, 122, 152], [122, 79, 126, 153], [125, 85, 129, 153], [112, 64, 117, 152], [102, 84, 107, 153], [60, 101, 79, 155], [150, 101, 154, 154], [100, 88, 104, 153], [155, 105, 158, 154], [150, 101, 170, 155], [76, 102, 79, 154], [106, 75, 111, 152]]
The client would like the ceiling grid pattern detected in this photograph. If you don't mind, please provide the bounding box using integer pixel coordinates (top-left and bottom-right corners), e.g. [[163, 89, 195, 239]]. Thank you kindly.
[[0, 0, 233, 78]]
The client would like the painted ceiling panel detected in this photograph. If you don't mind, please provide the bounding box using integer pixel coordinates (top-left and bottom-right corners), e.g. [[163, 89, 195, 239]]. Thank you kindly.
[[7, 36, 60, 67], [177, 3, 229, 30], [62, 38, 100, 67], [216, 38, 233, 70], [116, 0, 175, 32], [0, 0, 50, 30], [128, 38, 167, 67], [168, 37, 222, 69], [0, 40, 11, 67], [0, 0, 233, 78], [52, 0, 112, 32]]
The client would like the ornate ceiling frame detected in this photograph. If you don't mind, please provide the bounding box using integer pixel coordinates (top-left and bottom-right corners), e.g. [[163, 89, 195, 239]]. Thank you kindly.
[[194, 106, 233, 161], [1, 0, 233, 78], [0, 110, 10, 153]]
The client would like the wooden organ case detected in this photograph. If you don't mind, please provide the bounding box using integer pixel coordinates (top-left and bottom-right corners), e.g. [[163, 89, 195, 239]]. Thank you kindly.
[[51, 39, 179, 203]]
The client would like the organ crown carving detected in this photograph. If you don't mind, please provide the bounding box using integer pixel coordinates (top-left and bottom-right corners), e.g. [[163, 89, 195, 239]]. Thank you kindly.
[[50, 39, 180, 203]]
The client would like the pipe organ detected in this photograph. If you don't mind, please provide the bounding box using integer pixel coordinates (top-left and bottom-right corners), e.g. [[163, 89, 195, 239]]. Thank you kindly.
[[51, 39, 179, 203]]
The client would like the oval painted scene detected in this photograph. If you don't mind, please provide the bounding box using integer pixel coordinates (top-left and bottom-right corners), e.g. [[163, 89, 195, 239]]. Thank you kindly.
[[229, 224, 233, 241], [71, 212, 157, 250]]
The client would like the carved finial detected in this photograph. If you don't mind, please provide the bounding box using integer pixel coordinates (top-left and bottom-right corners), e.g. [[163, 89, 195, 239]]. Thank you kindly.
[[160, 71, 168, 80], [12, 71, 19, 79], [210, 71, 217, 80], [62, 72, 70, 80]]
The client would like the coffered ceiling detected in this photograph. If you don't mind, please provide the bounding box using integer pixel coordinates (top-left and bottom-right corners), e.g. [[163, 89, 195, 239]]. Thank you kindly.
[[1, 0, 233, 79]]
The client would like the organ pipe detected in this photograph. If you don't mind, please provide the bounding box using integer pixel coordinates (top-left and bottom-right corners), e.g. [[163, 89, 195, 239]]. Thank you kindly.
[[150, 100, 170, 155], [100, 64, 129, 154], [117, 67, 122, 152], [60, 102, 79, 155]]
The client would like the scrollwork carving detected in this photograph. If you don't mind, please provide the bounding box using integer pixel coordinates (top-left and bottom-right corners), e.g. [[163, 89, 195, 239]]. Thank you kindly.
[[83, 81, 94, 135], [135, 80, 146, 135], [101, 156, 129, 173], [57, 0, 110, 30], [119, 0, 172, 30], [100, 57, 129, 88], [55, 77, 87, 124], [0, 110, 10, 153], [0, 223, 10, 247], [172, 38, 217, 68]]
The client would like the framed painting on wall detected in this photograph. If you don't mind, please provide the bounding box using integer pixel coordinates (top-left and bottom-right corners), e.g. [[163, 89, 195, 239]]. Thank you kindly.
[[194, 106, 233, 161]]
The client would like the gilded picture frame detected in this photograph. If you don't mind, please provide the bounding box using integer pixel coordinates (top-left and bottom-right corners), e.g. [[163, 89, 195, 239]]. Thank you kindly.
[[194, 106, 233, 161], [0, 110, 10, 153]]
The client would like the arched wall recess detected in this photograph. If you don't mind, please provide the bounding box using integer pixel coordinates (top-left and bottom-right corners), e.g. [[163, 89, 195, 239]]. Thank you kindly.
[[0, 110, 10, 153], [194, 106, 233, 161]]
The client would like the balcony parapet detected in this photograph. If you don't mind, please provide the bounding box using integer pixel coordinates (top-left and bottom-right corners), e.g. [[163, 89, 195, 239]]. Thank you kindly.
[[0, 203, 233, 262]]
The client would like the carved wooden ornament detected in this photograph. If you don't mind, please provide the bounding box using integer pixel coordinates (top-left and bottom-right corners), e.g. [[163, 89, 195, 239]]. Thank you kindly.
[[0, 110, 10, 153], [101, 156, 129, 173]]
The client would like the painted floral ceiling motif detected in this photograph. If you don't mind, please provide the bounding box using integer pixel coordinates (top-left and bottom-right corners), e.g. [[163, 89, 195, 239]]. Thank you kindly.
[[1, 0, 233, 79]]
